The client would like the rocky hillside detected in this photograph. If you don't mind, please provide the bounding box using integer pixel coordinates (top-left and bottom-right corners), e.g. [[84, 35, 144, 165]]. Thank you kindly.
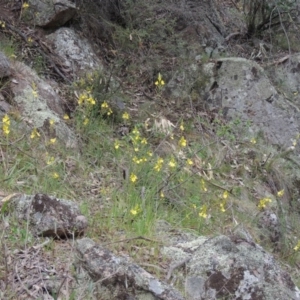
[[0, 0, 300, 299]]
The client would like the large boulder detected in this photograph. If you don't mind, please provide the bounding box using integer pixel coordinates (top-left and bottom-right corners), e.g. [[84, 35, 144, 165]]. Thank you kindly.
[[10, 61, 77, 147], [46, 27, 103, 77], [27, 0, 77, 29], [202, 57, 300, 153], [163, 235, 300, 300]]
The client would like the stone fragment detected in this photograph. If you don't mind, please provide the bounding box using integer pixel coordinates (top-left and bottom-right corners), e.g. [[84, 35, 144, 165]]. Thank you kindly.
[[12, 193, 87, 238]]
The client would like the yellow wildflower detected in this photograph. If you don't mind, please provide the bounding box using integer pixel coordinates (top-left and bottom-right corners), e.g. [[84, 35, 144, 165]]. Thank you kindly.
[[78, 94, 86, 105], [199, 205, 208, 219], [2, 115, 10, 135], [180, 122, 184, 131], [87, 96, 96, 105], [101, 101, 109, 109], [83, 118, 89, 126], [130, 205, 140, 216], [250, 138, 256, 144], [0, 21, 5, 28], [30, 128, 40, 139], [160, 191, 165, 198], [114, 140, 120, 150], [155, 72, 165, 86], [49, 119, 55, 126], [49, 138, 56, 144], [3, 125, 10, 135], [294, 240, 300, 251], [168, 157, 176, 168], [2, 114, 10, 125], [130, 173, 138, 183], [46, 156, 55, 165], [141, 138, 147, 145], [186, 159, 193, 166], [223, 191, 229, 199], [220, 200, 226, 212], [52, 172, 59, 179], [277, 189, 284, 197], [22, 3, 29, 9], [122, 112, 130, 120], [201, 179, 207, 192], [63, 114, 70, 120], [154, 158, 164, 172], [179, 136, 187, 147], [132, 127, 140, 136], [257, 197, 272, 210]]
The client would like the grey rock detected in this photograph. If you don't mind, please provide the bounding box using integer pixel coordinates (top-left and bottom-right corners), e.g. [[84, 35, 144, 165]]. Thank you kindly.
[[76, 238, 184, 300], [203, 57, 300, 154], [46, 27, 103, 77], [10, 61, 77, 148], [163, 235, 300, 300], [12, 193, 87, 238], [0, 51, 11, 78], [28, 0, 77, 28]]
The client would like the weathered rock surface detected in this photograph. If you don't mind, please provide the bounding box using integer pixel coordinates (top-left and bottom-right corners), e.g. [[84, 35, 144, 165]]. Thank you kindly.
[[76, 238, 184, 300], [203, 57, 300, 153], [10, 193, 87, 238], [46, 27, 103, 76], [27, 0, 77, 29], [10, 61, 77, 147], [163, 235, 300, 300], [0, 51, 11, 78]]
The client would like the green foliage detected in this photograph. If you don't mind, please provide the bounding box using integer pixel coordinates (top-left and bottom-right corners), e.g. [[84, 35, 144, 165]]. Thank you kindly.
[[243, 0, 298, 37]]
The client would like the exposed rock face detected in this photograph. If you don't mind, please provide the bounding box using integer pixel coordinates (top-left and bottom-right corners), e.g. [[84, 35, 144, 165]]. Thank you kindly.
[[163, 235, 300, 300], [0, 51, 11, 78], [46, 27, 103, 76], [203, 57, 300, 153], [76, 238, 184, 300], [11, 193, 87, 238], [10, 61, 77, 147], [28, 0, 77, 28]]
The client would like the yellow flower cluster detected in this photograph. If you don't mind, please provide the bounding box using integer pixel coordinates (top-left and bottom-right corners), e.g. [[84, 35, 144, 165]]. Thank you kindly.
[[179, 136, 187, 147], [154, 157, 164, 172], [101, 101, 113, 115], [168, 157, 176, 168], [132, 156, 147, 164], [30, 128, 40, 139], [199, 205, 208, 219], [294, 240, 300, 251], [201, 179, 207, 192], [78, 93, 96, 106], [22, 3, 29, 9], [122, 112, 130, 120], [2, 114, 10, 136], [130, 204, 141, 216], [257, 197, 272, 209], [155, 73, 165, 87], [130, 173, 138, 183]]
